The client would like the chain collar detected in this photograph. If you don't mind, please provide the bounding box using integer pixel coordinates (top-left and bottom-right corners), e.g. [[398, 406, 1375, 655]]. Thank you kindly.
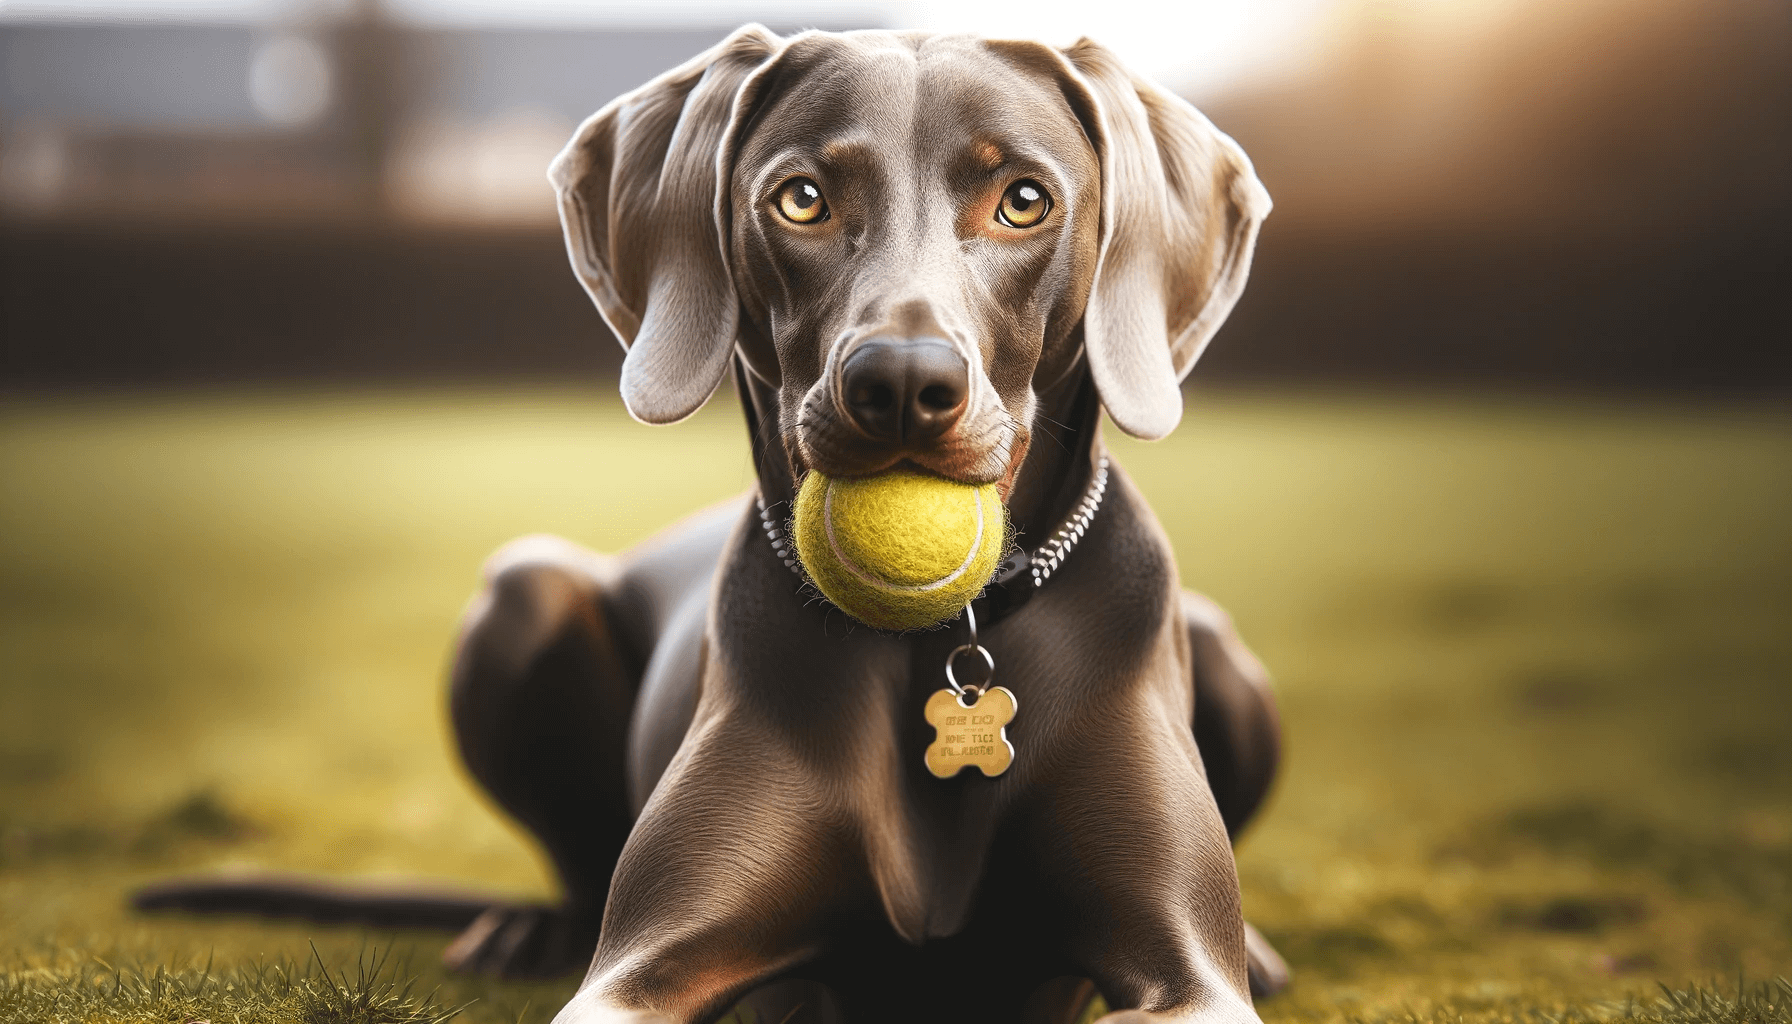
[[759, 497, 801, 575], [1024, 454, 1109, 586], [756, 454, 1110, 627]]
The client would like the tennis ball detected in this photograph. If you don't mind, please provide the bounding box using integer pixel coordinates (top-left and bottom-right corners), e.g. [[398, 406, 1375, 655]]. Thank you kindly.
[[792, 468, 1006, 632]]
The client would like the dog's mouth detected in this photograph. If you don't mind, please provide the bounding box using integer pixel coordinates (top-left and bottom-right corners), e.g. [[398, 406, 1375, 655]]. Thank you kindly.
[[788, 323, 1030, 497], [872, 456, 1011, 487], [791, 423, 1029, 503]]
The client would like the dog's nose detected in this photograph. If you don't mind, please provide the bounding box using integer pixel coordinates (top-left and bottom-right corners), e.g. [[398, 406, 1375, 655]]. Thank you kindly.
[[840, 338, 969, 443]]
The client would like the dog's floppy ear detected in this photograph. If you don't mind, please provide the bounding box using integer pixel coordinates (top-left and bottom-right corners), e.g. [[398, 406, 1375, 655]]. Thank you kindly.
[[549, 25, 780, 424], [1059, 39, 1272, 440]]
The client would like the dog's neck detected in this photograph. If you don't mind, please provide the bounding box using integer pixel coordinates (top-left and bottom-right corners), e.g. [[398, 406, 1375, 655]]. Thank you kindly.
[[733, 354, 1104, 570], [1000, 365, 1105, 551]]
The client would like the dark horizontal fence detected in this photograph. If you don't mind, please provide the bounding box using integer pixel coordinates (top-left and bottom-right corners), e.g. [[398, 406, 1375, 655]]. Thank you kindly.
[[1200, 215, 1792, 394], [1, 219, 622, 387], [4, 213, 1788, 394]]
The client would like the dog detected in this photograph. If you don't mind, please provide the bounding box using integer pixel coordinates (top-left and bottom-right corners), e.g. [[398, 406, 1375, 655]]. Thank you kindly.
[[137, 25, 1284, 1024]]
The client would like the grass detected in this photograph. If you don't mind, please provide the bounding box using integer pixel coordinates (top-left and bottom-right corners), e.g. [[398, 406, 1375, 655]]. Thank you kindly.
[[0, 946, 465, 1024], [1, 384, 1788, 1023]]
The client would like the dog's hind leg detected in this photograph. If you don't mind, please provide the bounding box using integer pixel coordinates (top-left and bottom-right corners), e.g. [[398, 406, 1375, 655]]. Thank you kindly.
[[1183, 590, 1289, 999], [1183, 591, 1280, 841], [444, 502, 738, 977], [443, 534, 635, 976]]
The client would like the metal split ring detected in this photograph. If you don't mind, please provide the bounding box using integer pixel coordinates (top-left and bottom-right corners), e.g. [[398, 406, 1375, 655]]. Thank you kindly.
[[944, 643, 995, 698]]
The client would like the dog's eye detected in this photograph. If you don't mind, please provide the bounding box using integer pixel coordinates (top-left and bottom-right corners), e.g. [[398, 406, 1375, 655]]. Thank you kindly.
[[997, 179, 1051, 228], [776, 178, 829, 224]]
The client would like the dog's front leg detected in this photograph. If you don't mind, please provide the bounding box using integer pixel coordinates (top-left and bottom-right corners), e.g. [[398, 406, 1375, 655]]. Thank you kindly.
[[1036, 680, 1262, 1024], [551, 708, 844, 1024]]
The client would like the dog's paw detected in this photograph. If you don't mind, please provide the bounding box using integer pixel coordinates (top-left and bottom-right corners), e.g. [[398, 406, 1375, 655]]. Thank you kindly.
[[1094, 1003, 1260, 1024], [549, 987, 677, 1024], [441, 903, 598, 979]]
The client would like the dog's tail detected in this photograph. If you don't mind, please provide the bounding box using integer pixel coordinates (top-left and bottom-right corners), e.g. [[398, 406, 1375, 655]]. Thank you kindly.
[[131, 874, 496, 931]]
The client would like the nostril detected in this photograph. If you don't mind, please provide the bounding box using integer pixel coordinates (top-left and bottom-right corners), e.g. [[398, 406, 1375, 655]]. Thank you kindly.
[[851, 383, 895, 411], [917, 383, 960, 411]]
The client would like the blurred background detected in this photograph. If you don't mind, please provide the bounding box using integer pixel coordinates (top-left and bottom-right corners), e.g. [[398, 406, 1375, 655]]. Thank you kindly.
[[2, 2, 1789, 1023], [3, 0, 1788, 389]]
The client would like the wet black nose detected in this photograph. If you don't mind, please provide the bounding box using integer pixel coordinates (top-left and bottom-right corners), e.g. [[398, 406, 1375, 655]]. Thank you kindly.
[[839, 338, 969, 444]]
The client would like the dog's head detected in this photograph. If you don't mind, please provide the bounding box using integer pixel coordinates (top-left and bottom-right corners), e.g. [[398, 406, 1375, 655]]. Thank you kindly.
[[551, 26, 1269, 490]]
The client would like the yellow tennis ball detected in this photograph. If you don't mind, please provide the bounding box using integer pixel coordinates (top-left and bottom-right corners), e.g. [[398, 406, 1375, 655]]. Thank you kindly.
[[792, 468, 1006, 632]]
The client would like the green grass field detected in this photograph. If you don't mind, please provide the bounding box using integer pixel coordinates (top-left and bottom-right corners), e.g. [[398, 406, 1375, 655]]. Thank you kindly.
[[2, 386, 1788, 1023]]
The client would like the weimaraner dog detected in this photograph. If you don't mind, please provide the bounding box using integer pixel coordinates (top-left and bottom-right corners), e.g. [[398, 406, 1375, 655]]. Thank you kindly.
[[138, 25, 1285, 1024]]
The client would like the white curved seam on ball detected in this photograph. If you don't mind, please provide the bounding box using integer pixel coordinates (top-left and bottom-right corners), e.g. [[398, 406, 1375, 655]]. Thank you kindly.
[[822, 480, 986, 594]]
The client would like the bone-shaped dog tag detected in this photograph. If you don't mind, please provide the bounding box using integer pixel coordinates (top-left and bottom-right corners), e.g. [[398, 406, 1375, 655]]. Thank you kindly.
[[924, 685, 1017, 778]]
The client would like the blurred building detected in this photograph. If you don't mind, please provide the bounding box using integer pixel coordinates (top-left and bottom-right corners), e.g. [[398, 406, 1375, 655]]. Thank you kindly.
[[0, 13, 763, 226], [0, 8, 847, 384], [1, 0, 1787, 391]]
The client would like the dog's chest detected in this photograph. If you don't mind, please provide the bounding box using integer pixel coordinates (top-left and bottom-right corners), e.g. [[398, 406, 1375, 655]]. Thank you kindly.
[[846, 677, 1020, 944]]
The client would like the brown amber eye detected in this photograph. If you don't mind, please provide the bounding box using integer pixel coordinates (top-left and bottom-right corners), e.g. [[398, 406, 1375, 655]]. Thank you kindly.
[[997, 179, 1051, 228], [776, 178, 828, 224]]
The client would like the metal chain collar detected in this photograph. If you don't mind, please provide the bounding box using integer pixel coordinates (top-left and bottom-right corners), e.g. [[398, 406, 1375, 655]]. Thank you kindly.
[[755, 454, 1111, 601]]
